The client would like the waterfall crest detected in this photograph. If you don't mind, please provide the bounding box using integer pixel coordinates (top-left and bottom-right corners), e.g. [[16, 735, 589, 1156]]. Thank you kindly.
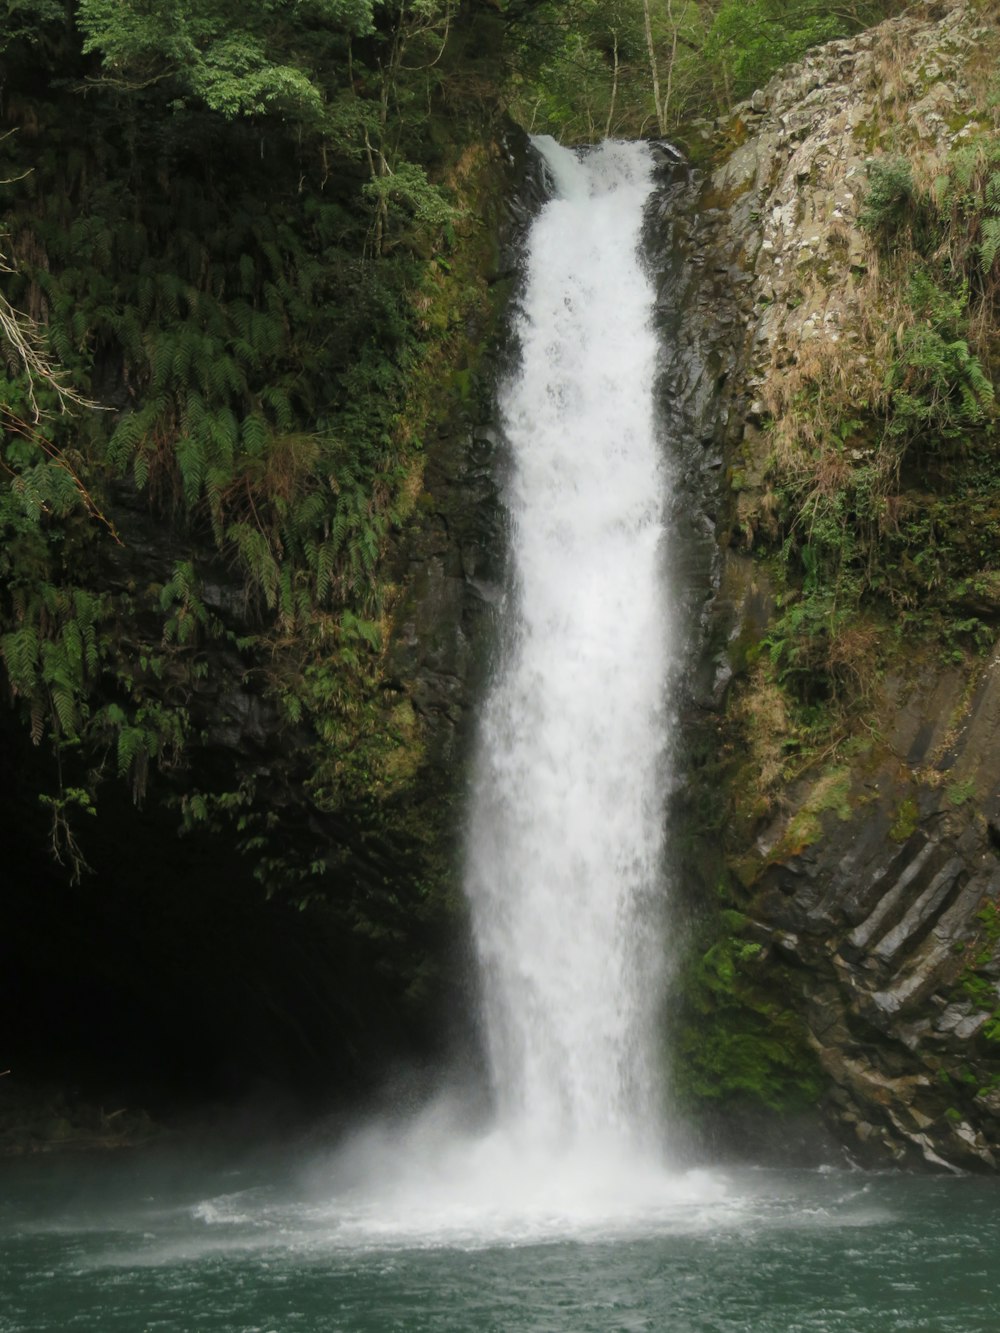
[[465, 136, 672, 1154]]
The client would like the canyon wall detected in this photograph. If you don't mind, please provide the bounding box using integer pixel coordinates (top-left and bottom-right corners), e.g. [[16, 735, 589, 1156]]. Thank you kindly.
[[678, 0, 1000, 1169]]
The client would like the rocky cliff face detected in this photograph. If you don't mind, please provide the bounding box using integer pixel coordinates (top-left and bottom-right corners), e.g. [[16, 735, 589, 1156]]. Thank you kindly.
[[683, 0, 1000, 1169]]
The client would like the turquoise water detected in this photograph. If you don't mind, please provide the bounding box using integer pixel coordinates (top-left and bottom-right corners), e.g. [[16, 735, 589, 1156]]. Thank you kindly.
[[3, 1145, 999, 1332]]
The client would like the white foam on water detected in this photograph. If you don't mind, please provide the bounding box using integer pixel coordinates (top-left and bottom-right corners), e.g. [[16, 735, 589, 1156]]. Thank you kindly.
[[298, 1099, 731, 1249]]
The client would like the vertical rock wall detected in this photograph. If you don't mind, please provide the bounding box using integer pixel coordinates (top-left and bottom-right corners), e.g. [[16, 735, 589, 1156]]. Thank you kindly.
[[686, 0, 1000, 1168]]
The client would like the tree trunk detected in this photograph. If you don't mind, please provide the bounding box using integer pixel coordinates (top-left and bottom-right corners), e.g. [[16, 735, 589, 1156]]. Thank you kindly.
[[642, 0, 667, 136]]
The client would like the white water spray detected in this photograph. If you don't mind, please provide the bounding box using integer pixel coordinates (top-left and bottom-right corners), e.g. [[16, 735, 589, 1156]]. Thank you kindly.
[[465, 136, 673, 1157]]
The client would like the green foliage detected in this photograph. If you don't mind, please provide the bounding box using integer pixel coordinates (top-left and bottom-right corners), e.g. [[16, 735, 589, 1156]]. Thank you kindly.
[[0, 581, 108, 743], [749, 134, 1000, 739], [508, 0, 904, 142], [857, 155, 918, 240], [674, 911, 822, 1112], [887, 273, 994, 447], [0, 0, 499, 890], [362, 161, 458, 234], [76, 0, 377, 123], [703, 0, 842, 107], [0, 0, 68, 53], [939, 135, 1000, 282], [275, 606, 428, 812], [109, 702, 189, 800], [946, 777, 976, 808], [862, 135, 1000, 297], [160, 561, 219, 644], [508, 0, 666, 140], [889, 797, 919, 842]]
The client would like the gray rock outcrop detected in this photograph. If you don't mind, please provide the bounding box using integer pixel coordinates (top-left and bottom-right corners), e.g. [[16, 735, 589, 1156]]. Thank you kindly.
[[682, 0, 1000, 1169]]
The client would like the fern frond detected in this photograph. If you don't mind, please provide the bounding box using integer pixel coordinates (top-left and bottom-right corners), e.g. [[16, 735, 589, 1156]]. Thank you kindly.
[[241, 412, 269, 455], [117, 724, 147, 779], [61, 618, 83, 676], [227, 521, 280, 606], [176, 433, 207, 506], [181, 390, 207, 435], [51, 682, 78, 735], [133, 447, 150, 491], [209, 407, 239, 469], [981, 217, 1000, 272], [1, 625, 40, 692], [262, 384, 294, 431], [172, 330, 195, 385], [138, 271, 156, 322], [253, 310, 285, 359]]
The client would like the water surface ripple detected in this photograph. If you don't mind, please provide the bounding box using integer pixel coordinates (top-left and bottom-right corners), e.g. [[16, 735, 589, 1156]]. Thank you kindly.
[[3, 1155, 999, 1331]]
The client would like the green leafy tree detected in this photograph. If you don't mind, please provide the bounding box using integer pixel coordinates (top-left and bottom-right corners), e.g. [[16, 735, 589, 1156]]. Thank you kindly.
[[76, 0, 378, 119], [703, 0, 841, 107]]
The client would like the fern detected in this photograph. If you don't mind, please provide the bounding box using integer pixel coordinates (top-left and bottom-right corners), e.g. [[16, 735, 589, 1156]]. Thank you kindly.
[[262, 384, 294, 430], [252, 310, 285, 359], [1, 625, 40, 693], [310, 538, 335, 602], [241, 411, 269, 455], [117, 724, 147, 779], [209, 406, 239, 465], [172, 332, 195, 385], [981, 217, 1000, 272], [227, 521, 280, 607], [181, 390, 207, 435], [238, 253, 255, 295], [50, 681, 78, 735], [292, 491, 326, 531], [137, 271, 156, 322], [100, 702, 127, 728], [160, 559, 215, 645], [150, 334, 176, 393], [206, 467, 230, 545], [60, 617, 84, 677], [133, 447, 150, 490], [342, 609, 382, 650], [174, 434, 205, 506], [115, 305, 146, 359], [107, 405, 151, 474]]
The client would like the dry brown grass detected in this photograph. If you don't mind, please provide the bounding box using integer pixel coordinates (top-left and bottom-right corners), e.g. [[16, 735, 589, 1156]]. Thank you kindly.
[[826, 618, 882, 700], [757, 295, 890, 502], [732, 663, 793, 797], [866, 20, 921, 105], [251, 431, 321, 506], [964, 6, 1000, 122]]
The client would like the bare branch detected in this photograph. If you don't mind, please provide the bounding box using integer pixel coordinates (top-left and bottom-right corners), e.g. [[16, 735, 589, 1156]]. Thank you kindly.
[[0, 244, 118, 539], [0, 258, 100, 422]]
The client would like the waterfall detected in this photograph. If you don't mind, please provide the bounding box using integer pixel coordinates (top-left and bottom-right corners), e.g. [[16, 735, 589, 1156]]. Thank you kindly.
[[303, 138, 723, 1244], [465, 136, 672, 1155]]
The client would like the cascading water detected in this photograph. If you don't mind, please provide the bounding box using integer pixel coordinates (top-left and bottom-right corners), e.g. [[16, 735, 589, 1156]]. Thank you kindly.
[[465, 135, 673, 1158]]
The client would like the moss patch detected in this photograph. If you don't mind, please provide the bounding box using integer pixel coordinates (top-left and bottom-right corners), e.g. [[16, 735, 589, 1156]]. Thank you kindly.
[[889, 796, 920, 842], [671, 897, 822, 1115]]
